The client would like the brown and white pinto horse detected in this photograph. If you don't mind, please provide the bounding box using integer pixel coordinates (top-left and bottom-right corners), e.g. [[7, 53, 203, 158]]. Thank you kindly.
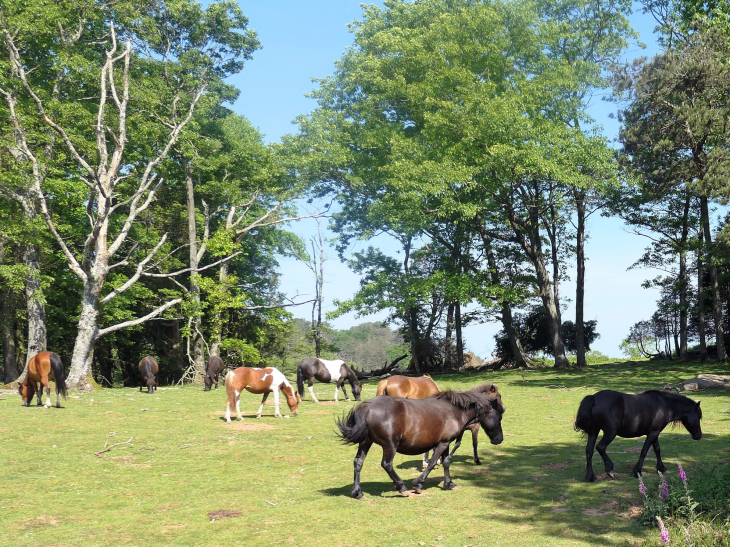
[[204, 355, 225, 391], [19, 351, 67, 408], [138, 356, 158, 394], [224, 367, 301, 422], [296, 357, 361, 402]]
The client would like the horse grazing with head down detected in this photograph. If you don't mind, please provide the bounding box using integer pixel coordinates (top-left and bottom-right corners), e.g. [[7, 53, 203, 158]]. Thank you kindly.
[[19, 351, 67, 408], [575, 389, 703, 482], [337, 386, 505, 499], [138, 356, 159, 394], [297, 357, 361, 402], [204, 356, 225, 391], [225, 367, 301, 422]]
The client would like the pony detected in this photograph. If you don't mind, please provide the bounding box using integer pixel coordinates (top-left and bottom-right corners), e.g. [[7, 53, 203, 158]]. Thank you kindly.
[[138, 356, 158, 394], [296, 357, 361, 402], [204, 355, 225, 391], [224, 367, 301, 422], [336, 386, 505, 499], [376, 374, 439, 399], [575, 389, 703, 482], [18, 351, 67, 408]]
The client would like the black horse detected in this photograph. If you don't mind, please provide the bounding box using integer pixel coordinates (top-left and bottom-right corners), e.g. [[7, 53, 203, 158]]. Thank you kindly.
[[296, 357, 362, 402], [138, 356, 158, 394], [575, 389, 702, 482], [336, 388, 504, 499], [204, 356, 225, 391]]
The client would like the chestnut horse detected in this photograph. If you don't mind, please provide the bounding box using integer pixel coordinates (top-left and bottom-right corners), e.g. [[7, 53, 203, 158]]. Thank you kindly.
[[204, 356, 225, 391], [296, 357, 361, 402], [19, 351, 67, 408], [138, 356, 158, 394], [225, 367, 301, 422], [337, 386, 505, 499]]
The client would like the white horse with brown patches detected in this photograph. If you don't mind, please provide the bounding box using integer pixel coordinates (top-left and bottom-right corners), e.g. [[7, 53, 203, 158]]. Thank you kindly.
[[224, 367, 300, 422]]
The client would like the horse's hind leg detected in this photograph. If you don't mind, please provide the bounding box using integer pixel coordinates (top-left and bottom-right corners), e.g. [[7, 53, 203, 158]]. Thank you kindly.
[[595, 430, 617, 479], [633, 431, 660, 477], [470, 425, 481, 465], [35, 382, 43, 406], [352, 438, 373, 499], [652, 437, 667, 473], [584, 433, 598, 482], [307, 379, 320, 403], [41, 377, 52, 408], [380, 444, 408, 495]]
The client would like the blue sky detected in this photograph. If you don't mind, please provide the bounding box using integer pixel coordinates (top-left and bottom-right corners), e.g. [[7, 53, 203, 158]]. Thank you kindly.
[[228, 1, 672, 358]]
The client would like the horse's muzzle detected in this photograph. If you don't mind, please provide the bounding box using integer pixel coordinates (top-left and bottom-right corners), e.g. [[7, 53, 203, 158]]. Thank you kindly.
[[490, 434, 504, 445], [692, 431, 702, 440]]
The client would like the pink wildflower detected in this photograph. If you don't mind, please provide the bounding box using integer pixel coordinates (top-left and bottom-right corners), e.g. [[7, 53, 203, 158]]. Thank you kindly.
[[659, 473, 669, 500], [678, 463, 687, 485], [639, 475, 647, 496], [657, 516, 669, 545]]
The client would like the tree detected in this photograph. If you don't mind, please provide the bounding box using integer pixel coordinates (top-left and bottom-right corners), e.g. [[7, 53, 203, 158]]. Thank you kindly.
[[0, 1, 260, 388]]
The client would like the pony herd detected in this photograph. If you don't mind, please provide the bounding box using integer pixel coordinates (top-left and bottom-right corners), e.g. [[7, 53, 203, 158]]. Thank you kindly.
[[16, 351, 705, 499]]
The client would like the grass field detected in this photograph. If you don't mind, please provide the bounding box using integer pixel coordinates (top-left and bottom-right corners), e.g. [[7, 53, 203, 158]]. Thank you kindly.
[[2, 360, 729, 547]]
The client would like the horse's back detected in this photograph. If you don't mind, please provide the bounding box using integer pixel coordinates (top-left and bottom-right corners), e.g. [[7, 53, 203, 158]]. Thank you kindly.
[[588, 390, 673, 437], [139, 355, 158, 374]]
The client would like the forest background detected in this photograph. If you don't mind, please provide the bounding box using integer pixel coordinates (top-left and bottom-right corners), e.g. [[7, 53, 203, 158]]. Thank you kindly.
[[1, 0, 729, 388]]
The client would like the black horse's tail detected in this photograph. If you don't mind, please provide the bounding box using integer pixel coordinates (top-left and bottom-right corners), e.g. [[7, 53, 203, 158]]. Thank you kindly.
[[574, 395, 595, 434], [50, 352, 67, 399], [335, 404, 370, 445], [297, 362, 305, 400]]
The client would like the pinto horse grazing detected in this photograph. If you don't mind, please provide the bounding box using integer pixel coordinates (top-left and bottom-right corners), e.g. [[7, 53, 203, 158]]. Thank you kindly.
[[204, 356, 225, 391], [337, 387, 505, 499], [19, 351, 67, 408], [225, 367, 301, 422], [297, 357, 361, 402], [575, 390, 702, 482], [138, 356, 158, 394]]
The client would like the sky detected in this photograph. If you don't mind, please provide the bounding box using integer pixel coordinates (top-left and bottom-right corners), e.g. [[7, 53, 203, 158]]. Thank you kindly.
[[227, 1, 672, 359]]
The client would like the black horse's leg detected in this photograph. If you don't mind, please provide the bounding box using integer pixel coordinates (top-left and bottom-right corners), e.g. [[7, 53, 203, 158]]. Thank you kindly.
[[352, 438, 373, 499], [36, 382, 43, 406], [652, 437, 667, 473], [595, 429, 617, 479], [214, 374, 218, 389], [471, 426, 481, 465], [380, 444, 408, 495], [584, 433, 598, 482], [441, 442, 458, 490], [412, 442, 450, 494], [633, 431, 661, 477]]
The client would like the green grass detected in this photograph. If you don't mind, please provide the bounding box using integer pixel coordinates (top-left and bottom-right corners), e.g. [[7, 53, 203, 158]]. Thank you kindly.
[[2, 359, 729, 546]]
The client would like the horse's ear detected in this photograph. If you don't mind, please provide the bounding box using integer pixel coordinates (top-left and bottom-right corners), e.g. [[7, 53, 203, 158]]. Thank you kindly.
[[696, 401, 701, 409], [490, 384, 497, 392]]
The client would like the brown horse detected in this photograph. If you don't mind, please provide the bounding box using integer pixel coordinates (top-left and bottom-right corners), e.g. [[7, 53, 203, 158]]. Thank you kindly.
[[204, 356, 225, 391], [296, 357, 361, 402], [138, 356, 158, 394], [337, 386, 505, 499], [19, 351, 67, 408], [376, 375, 439, 398], [224, 367, 301, 422]]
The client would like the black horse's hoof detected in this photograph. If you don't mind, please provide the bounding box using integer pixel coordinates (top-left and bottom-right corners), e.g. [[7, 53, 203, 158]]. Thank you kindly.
[[586, 475, 598, 483], [657, 465, 667, 473], [607, 471, 616, 479], [444, 482, 458, 490], [412, 487, 423, 495], [353, 491, 363, 500], [474, 459, 482, 466]]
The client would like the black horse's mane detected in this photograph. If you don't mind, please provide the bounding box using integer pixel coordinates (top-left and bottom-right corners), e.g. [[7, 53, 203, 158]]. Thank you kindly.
[[434, 389, 500, 417], [643, 390, 702, 422]]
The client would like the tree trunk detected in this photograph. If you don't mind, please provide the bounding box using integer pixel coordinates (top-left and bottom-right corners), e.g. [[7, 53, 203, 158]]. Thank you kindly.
[[66, 284, 102, 390], [700, 196, 725, 361], [455, 301, 464, 370], [444, 302, 454, 368], [480, 230, 528, 367], [403, 237, 421, 374], [575, 191, 586, 367], [210, 259, 229, 358], [697, 229, 708, 361], [185, 160, 206, 375], [2, 287, 17, 383], [678, 192, 690, 358], [23, 242, 47, 361]]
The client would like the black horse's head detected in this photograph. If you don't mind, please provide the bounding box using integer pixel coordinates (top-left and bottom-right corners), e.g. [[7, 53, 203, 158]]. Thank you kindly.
[[681, 401, 703, 440], [478, 395, 505, 445], [203, 373, 213, 391], [352, 379, 362, 401]]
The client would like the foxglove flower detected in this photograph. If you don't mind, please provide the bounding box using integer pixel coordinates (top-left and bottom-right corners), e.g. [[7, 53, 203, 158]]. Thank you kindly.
[[657, 516, 669, 545], [639, 475, 647, 496], [659, 473, 669, 500], [678, 463, 687, 486]]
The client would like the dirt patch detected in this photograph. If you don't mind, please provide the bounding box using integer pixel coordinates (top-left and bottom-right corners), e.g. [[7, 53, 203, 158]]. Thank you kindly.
[[226, 421, 274, 432], [16, 515, 60, 528], [314, 401, 342, 406], [542, 463, 568, 469], [208, 510, 242, 522], [531, 474, 549, 480], [472, 468, 494, 475], [620, 506, 642, 518], [306, 410, 330, 415], [583, 500, 620, 517], [550, 507, 569, 513]]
